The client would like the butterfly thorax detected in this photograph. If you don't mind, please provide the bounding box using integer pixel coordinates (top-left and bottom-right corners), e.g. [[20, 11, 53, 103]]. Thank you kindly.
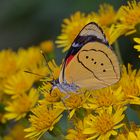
[[52, 79, 79, 93]]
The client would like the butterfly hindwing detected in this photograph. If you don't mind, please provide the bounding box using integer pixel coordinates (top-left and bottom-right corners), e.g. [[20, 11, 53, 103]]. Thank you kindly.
[[59, 22, 120, 89]]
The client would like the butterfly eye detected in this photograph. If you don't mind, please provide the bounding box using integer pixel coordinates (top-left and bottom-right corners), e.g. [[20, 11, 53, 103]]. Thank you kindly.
[[94, 62, 97, 64], [101, 63, 104, 66], [91, 58, 94, 61], [103, 69, 106, 72], [86, 56, 89, 59]]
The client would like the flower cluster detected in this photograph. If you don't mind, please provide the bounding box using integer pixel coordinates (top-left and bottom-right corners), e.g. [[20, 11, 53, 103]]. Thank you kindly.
[[0, 41, 53, 138], [0, 1, 140, 140]]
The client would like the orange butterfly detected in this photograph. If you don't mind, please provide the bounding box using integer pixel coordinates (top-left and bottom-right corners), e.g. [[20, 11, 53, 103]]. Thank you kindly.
[[55, 22, 120, 92]]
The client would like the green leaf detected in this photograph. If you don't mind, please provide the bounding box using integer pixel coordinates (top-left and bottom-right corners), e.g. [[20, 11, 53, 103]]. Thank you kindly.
[[75, 108, 86, 120], [0, 103, 5, 113]]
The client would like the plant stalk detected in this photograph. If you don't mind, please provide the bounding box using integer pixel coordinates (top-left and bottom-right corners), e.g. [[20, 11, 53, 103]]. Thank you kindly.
[[114, 41, 123, 65]]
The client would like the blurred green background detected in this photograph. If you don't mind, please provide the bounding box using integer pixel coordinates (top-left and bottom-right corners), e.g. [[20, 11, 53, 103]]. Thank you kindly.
[[0, 0, 139, 67]]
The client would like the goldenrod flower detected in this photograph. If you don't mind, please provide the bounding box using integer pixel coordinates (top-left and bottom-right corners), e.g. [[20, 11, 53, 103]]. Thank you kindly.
[[65, 93, 86, 109], [83, 107, 125, 140], [39, 80, 52, 93], [55, 92, 87, 119], [119, 64, 140, 105], [4, 71, 35, 98], [28, 65, 50, 81], [17, 46, 50, 81], [40, 40, 54, 53], [84, 87, 124, 109], [17, 47, 43, 69], [3, 124, 29, 140], [37, 59, 60, 82], [107, 24, 127, 45], [134, 37, 140, 58], [66, 120, 88, 140], [89, 3, 119, 45], [40, 84, 65, 103], [90, 4, 116, 27], [24, 105, 63, 139], [115, 0, 140, 36], [56, 9, 119, 51], [56, 12, 93, 52], [0, 50, 18, 78], [4, 88, 38, 120], [117, 130, 140, 140], [39, 78, 63, 105], [117, 124, 140, 140]]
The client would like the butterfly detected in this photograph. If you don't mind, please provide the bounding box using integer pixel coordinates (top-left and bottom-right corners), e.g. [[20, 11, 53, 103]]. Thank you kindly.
[[55, 22, 120, 93]]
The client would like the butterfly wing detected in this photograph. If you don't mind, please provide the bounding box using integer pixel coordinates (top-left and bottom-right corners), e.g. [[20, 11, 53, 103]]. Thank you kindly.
[[59, 22, 109, 82], [59, 22, 120, 90]]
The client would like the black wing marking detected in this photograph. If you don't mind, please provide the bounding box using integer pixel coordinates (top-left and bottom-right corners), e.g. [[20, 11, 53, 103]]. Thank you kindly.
[[65, 22, 109, 61]]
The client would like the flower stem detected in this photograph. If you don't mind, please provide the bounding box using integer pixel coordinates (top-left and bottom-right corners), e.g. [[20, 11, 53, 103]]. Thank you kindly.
[[114, 41, 123, 64]]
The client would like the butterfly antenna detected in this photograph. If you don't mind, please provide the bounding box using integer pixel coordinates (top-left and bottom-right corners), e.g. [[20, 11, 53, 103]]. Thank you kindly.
[[24, 70, 45, 77], [40, 49, 55, 80], [40, 50, 52, 72]]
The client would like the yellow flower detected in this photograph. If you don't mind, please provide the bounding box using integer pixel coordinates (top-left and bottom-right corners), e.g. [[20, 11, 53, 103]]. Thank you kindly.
[[115, 0, 140, 36], [129, 130, 140, 139], [66, 120, 88, 140], [56, 9, 119, 51], [4, 88, 38, 120], [39, 75, 64, 105], [3, 124, 29, 140], [117, 123, 140, 140], [88, 4, 119, 45], [0, 49, 18, 78], [17, 47, 43, 69], [134, 37, 140, 58], [37, 59, 60, 82], [27, 65, 50, 81], [65, 93, 86, 109], [84, 87, 124, 110], [40, 84, 65, 103], [90, 4, 116, 27], [55, 92, 87, 119], [83, 107, 125, 140], [107, 24, 127, 45], [118, 64, 140, 105], [117, 130, 140, 140], [24, 105, 63, 139], [40, 40, 54, 53], [56, 11, 94, 52], [39, 80, 52, 93], [17, 46, 50, 81], [4, 71, 35, 98]]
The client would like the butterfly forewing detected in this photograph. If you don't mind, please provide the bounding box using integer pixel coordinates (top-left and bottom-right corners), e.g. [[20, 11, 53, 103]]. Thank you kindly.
[[79, 23, 106, 42]]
